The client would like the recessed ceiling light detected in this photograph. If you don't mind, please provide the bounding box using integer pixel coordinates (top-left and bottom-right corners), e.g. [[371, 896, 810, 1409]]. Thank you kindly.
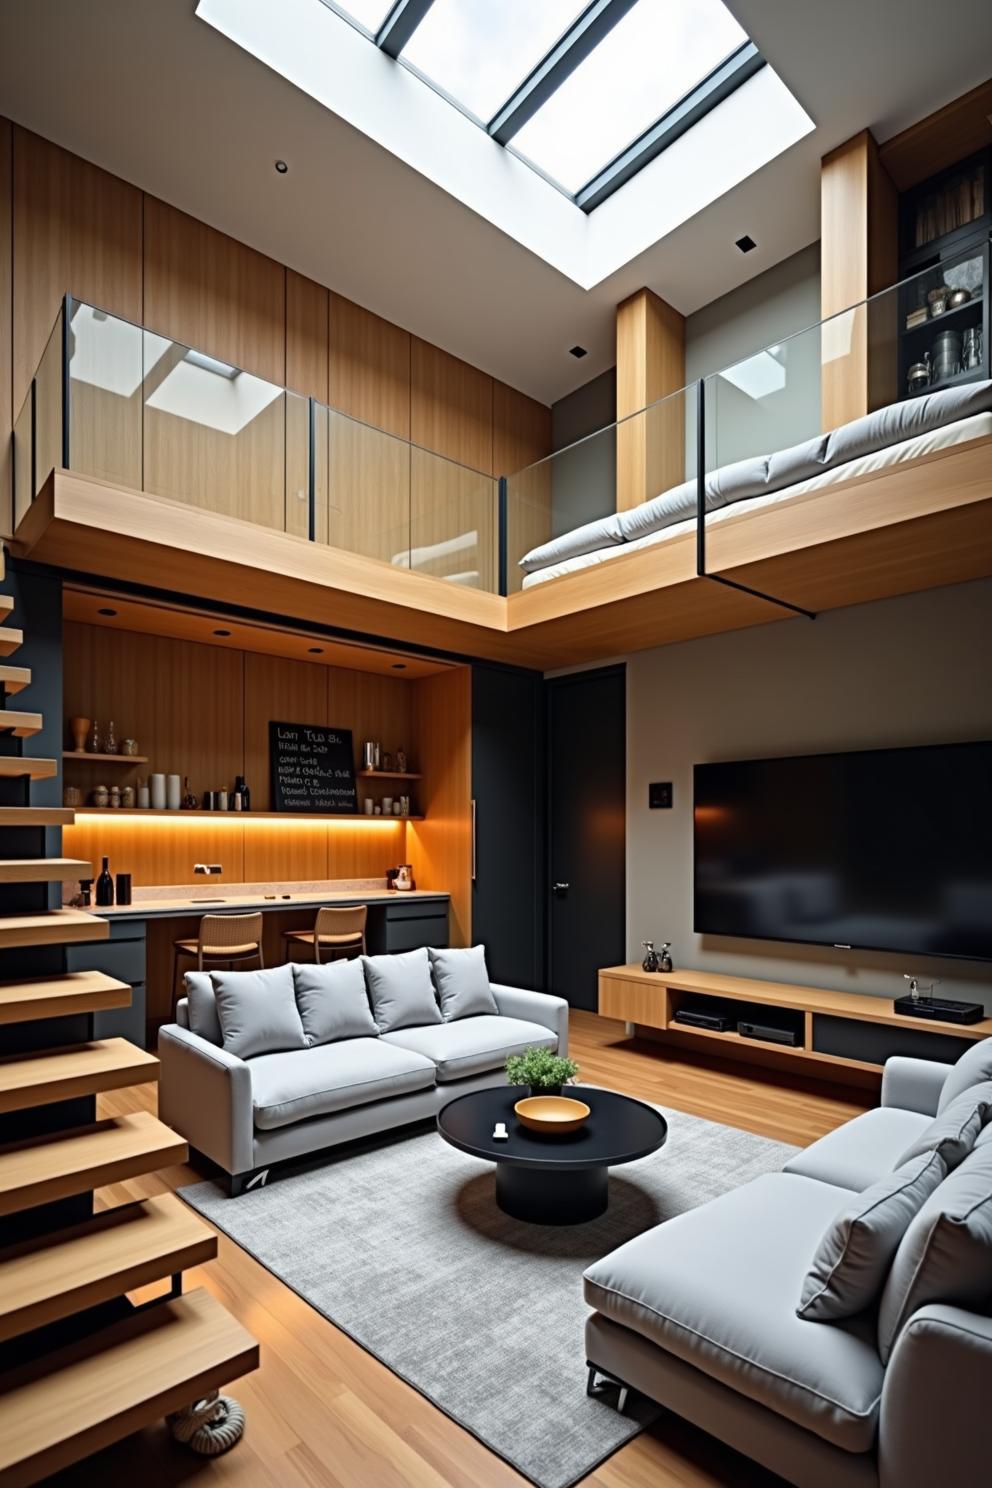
[[569, 345, 588, 359], [274, 159, 289, 174], [97, 607, 117, 617], [392, 663, 408, 670], [735, 234, 757, 253], [213, 628, 232, 637], [308, 647, 324, 654]]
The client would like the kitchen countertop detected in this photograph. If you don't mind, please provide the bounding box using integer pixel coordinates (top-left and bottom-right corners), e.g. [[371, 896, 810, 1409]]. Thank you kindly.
[[92, 888, 449, 922]]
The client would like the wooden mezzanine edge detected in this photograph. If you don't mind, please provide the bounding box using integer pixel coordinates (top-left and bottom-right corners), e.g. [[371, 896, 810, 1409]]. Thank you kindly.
[[15, 440, 992, 670]]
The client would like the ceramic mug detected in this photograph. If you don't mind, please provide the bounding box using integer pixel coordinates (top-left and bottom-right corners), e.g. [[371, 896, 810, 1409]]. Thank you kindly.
[[149, 773, 166, 810]]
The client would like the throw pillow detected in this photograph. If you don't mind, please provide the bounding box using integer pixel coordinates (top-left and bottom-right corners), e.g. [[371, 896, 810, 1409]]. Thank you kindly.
[[428, 945, 498, 1021], [797, 1150, 946, 1322], [937, 1039, 992, 1113], [211, 965, 307, 1059], [184, 970, 222, 1045], [293, 959, 378, 1046], [878, 1140, 992, 1362], [362, 948, 443, 1033], [897, 1080, 992, 1170]]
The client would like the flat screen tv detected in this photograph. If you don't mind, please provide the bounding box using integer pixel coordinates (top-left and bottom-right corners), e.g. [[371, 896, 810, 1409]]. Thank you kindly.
[[693, 740, 992, 962]]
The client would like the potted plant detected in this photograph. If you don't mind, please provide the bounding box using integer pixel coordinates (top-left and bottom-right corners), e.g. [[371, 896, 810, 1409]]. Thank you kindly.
[[505, 1046, 579, 1097]]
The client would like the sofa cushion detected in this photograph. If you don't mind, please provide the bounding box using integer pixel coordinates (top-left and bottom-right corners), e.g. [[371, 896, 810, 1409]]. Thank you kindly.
[[896, 1080, 992, 1170], [249, 1038, 436, 1130], [363, 948, 442, 1033], [184, 970, 222, 1045], [292, 959, 378, 1046], [211, 965, 307, 1059], [784, 1106, 929, 1191], [937, 1039, 992, 1113], [428, 945, 498, 1021], [878, 1139, 992, 1362], [382, 1015, 556, 1082], [797, 1150, 946, 1322], [825, 377, 992, 469], [518, 512, 625, 574], [583, 1172, 883, 1453]]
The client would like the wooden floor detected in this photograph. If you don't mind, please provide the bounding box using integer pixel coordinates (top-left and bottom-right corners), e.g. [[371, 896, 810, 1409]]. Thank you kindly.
[[45, 1010, 873, 1488]]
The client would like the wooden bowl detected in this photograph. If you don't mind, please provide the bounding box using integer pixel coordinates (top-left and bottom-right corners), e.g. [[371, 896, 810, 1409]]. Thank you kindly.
[[514, 1095, 591, 1134]]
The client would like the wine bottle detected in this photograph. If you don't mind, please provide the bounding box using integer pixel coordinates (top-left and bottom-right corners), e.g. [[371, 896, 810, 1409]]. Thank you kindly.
[[236, 775, 250, 812], [95, 856, 114, 907]]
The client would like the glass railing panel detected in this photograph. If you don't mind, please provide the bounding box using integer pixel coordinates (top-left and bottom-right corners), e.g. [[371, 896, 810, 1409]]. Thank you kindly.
[[409, 446, 498, 592], [12, 388, 33, 531], [33, 306, 64, 497], [67, 300, 143, 487], [325, 410, 412, 568], [140, 333, 290, 532], [698, 322, 822, 476]]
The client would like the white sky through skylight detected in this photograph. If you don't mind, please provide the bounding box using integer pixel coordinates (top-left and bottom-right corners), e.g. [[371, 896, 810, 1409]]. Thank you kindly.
[[402, 0, 585, 124], [513, 0, 748, 192], [331, 0, 394, 36]]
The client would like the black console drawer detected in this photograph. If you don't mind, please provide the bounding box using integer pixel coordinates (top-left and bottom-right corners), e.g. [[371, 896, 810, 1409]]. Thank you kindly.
[[811, 1015, 975, 1068], [384, 914, 449, 953]]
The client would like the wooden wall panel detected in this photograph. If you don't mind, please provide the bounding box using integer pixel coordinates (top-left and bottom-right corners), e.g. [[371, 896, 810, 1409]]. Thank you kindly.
[[326, 411, 410, 564], [244, 652, 328, 815], [410, 452, 497, 591], [329, 294, 410, 439], [286, 270, 328, 402], [12, 128, 143, 413], [407, 667, 471, 947], [63, 814, 246, 890], [328, 667, 413, 772], [142, 196, 285, 384], [616, 287, 685, 512], [879, 76, 992, 192], [494, 380, 552, 593], [142, 392, 287, 532], [0, 118, 10, 538], [411, 339, 493, 474]]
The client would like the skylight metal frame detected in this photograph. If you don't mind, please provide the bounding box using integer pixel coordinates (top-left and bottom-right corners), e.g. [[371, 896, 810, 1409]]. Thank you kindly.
[[324, 0, 765, 211]]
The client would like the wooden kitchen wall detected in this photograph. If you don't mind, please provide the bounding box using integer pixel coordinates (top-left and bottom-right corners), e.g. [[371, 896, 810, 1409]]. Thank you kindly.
[[62, 621, 418, 886], [0, 121, 552, 546]]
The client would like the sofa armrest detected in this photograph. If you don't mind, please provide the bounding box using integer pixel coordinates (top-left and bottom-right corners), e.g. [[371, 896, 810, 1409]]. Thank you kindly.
[[880, 1304, 992, 1487], [491, 984, 569, 1056], [157, 1023, 253, 1178], [880, 1056, 948, 1115]]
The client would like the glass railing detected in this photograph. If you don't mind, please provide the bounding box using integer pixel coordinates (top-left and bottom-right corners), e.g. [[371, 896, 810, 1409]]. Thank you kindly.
[[506, 239, 988, 595], [12, 295, 500, 593]]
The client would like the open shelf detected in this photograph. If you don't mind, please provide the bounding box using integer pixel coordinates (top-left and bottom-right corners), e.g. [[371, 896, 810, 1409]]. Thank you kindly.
[[357, 770, 423, 781], [74, 807, 422, 822], [903, 294, 983, 341], [63, 752, 149, 764]]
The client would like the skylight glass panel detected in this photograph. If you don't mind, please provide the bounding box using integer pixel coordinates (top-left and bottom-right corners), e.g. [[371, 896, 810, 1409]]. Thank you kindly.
[[513, 0, 748, 193], [402, 0, 586, 125], [327, 0, 395, 37]]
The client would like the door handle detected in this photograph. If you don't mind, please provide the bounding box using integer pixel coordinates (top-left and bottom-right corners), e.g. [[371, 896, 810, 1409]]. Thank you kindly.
[[471, 799, 477, 883], [552, 881, 570, 894]]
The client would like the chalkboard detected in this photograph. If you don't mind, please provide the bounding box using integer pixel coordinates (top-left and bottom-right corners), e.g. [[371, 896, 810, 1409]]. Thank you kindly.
[[269, 721, 358, 815]]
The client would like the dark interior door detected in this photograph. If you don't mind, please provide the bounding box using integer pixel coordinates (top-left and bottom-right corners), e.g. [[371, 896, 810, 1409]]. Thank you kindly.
[[547, 666, 626, 1010]]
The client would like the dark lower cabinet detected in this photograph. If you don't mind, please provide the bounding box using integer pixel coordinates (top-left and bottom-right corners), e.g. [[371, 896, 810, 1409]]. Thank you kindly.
[[471, 664, 544, 990], [66, 919, 148, 1048]]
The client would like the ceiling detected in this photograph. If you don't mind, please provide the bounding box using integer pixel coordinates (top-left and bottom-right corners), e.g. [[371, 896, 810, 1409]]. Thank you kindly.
[[1, 0, 990, 405]]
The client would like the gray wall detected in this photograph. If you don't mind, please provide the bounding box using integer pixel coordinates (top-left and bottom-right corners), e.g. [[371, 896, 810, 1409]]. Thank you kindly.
[[549, 367, 616, 536], [685, 241, 822, 475], [626, 578, 992, 1010]]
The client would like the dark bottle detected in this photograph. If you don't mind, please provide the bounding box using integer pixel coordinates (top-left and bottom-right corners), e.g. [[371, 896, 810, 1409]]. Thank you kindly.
[[235, 775, 250, 813], [659, 941, 673, 973], [641, 940, 659, 973], [95, 856, 114, 907]]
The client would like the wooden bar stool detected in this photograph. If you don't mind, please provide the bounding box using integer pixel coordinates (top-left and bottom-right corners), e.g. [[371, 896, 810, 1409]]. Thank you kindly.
[[172, 911, 264, 1011], [282, 905, 367, 965]]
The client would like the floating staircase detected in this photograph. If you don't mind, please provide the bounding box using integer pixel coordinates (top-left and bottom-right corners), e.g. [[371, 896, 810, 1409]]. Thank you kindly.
[[0, 548, 258, 1483]]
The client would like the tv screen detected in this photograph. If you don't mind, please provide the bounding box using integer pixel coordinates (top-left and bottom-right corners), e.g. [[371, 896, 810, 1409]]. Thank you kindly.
[[693, 741, 992, 962]]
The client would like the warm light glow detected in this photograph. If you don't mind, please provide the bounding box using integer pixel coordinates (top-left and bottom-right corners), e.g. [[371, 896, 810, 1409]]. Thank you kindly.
[[72, 811, 406, 828]]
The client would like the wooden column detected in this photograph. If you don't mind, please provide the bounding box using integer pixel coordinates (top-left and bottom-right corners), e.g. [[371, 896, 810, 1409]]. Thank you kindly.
[[820, 130, 898, 429], [615, 288, 685, 512]]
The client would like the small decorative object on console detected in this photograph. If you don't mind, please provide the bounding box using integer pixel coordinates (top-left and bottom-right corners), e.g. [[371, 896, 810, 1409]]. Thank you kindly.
[[69, 716, 90, 752], [514, 1094, 591, 1135], [641, 940, 659, 973], [893, 974, 984, 1025], [505, 1046, 579, 1097], [659, 941, 673, 973], [394, 864, 415, 891]]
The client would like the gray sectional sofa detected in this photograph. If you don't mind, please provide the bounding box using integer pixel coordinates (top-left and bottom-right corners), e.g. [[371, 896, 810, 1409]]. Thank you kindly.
[[584, 1043, 992, 1486], [158, 946, 568, 1194]]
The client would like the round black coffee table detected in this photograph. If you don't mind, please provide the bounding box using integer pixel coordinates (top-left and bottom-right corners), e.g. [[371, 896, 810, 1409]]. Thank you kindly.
[[437, 1085, 667, 1224]]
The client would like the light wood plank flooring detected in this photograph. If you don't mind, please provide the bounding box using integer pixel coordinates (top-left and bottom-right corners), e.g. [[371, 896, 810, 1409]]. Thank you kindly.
[[43, 1010, 872, 1487]]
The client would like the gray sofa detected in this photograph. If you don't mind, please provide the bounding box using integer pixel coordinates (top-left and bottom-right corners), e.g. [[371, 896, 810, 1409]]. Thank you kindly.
[[584, 1046, 992, 1487], [159, 960, 568, 1195]]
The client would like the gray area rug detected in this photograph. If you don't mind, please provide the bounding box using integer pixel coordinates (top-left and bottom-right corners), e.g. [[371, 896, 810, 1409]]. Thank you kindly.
[[181, 1101, 799, 1488]]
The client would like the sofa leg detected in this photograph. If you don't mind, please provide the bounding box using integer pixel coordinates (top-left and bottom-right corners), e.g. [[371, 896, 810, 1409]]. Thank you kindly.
[[587, 1362, 630, 1414], [228, 1168, 269, 1197]]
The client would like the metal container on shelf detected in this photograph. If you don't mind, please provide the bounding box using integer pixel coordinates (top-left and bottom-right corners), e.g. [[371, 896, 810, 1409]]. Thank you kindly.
[[962, 327, 983, 370]]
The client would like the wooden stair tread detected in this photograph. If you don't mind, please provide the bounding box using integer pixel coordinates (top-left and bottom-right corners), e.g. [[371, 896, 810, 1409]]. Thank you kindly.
[[0, 1194, 217, 1343], [0, 757, 57, 780], [0, 630, 24, 658], [0, 666, 31, 696], [0, 596, 12, 623], [0, 806, 75, 827], [0, 1288, 258, 1487], [0, 1039, 158, 1114], [0, 858, 91, 884], [0, 909, 108, 950], [0, 1112, 186, 1216], [0, 713, 42, 738], [0, 971, 130, 1025]]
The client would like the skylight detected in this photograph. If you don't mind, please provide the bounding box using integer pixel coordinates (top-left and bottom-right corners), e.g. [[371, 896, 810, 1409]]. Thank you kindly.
[[329, 0, 394, 36], [512, 0, 747, 194], [402, 0, 586, 126]]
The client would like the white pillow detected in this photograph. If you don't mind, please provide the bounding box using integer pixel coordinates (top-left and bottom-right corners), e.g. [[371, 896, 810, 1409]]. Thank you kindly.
[[362, 948, 442, 1033], [211, 965, 307, 1059], [897, 1081, 992, 1170], [184, 970, 222, 1045], [428, 946, 497, 1021], [293, 959, 378, 1046]]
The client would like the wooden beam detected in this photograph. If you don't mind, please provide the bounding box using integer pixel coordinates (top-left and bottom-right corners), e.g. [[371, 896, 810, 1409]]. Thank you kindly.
[[820, 130, 898, 429], [615, 288, 685, 512]]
